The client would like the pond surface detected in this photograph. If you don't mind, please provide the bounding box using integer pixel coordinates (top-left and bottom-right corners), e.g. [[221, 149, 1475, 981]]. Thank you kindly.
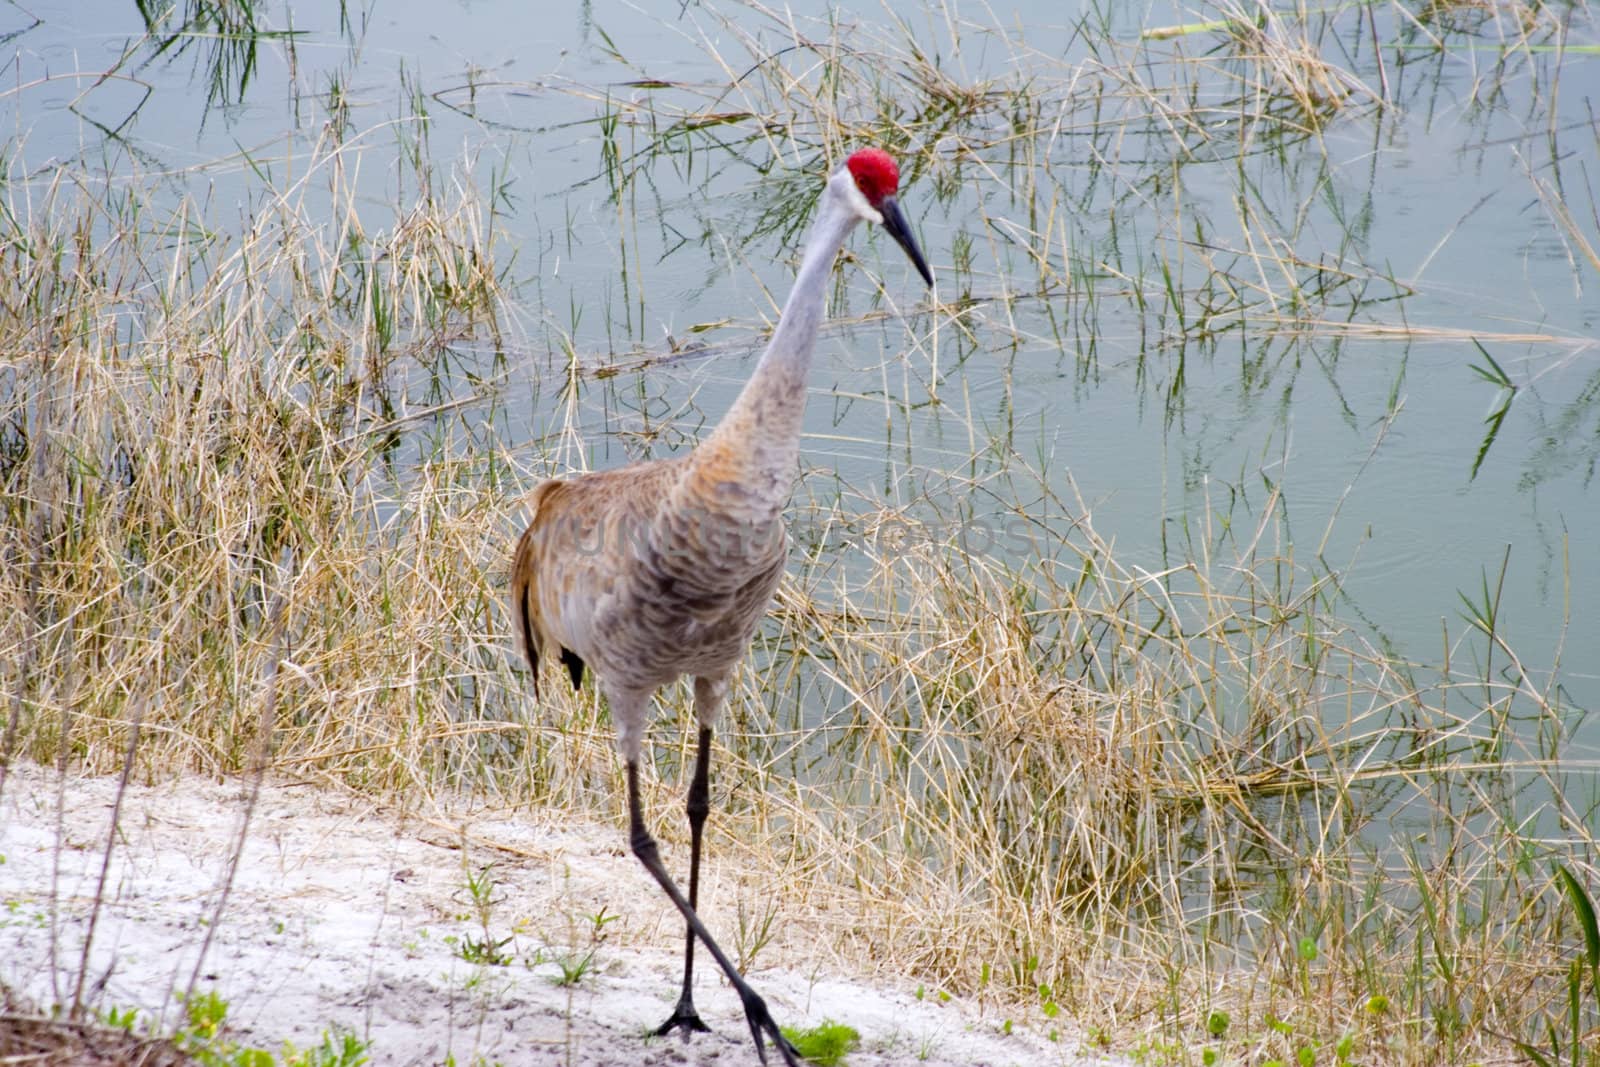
[[8, 0, 1596, 727]]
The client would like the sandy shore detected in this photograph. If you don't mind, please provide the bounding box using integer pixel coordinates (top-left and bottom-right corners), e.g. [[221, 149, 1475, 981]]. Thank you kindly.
[[0, 762, 1108, 1066]]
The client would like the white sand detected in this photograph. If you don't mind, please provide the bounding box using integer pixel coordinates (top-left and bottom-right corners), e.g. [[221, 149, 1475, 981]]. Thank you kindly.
[[0, 762, 1113, 1066]]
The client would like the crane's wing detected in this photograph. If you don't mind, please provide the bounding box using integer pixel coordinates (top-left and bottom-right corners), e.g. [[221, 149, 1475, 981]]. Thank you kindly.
[[509, 459, 686, 700]]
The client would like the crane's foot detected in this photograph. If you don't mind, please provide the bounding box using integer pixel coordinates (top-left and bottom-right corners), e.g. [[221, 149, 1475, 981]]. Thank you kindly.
[[653, 994, 711, 1038], [738, 985, 801, 1067]]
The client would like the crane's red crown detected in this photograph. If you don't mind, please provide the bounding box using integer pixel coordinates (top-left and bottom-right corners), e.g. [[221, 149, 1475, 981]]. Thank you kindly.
[[846, 148, 901, 206]]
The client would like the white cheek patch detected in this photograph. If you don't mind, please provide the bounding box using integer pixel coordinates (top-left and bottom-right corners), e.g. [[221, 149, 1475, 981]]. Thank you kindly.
[[836, 170, 884, 225]]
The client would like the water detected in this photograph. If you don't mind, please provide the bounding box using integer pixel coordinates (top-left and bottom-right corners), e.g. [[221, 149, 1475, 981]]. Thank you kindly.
[[6, 0, 1596, 728]]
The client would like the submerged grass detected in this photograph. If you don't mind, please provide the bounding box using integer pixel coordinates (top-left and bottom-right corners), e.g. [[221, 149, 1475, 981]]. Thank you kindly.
[[3, 2, 1598, 1065]]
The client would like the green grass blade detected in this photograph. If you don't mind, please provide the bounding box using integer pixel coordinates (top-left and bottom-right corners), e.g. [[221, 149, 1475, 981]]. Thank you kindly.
[[1513, 1040, 1557, 1067], [1555, 865, 1599, 972]]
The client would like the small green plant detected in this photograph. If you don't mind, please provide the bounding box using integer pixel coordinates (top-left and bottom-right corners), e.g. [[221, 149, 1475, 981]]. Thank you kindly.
[[284, 1028, 371, 1067], [552, 948, 596, 987], [173, 991, 274, 1067], [1, 897, 45, 929], [779, 1019, 860, 1067], [182, 991, 232, 1044], [456, 933, 515, 966], [1038, 982, 1059, 1019], [154, 990, 372, 1067], [536, 869, 619, 988], [734, 895, 779, 974], [587, 904, 619, 941], [1194, 997, 1369, 1067], [104, 1005, 142, 1032], [1011, 955, 1039, 986], [453, 865, 514, 966], [464, 865, 500, 920], [1201, 1009, 1230, 1065]]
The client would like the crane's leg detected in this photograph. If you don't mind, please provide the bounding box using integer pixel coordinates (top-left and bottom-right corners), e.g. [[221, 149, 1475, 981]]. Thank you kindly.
[[626, 760, 799, 1067], [654, 722, 714, 1037]]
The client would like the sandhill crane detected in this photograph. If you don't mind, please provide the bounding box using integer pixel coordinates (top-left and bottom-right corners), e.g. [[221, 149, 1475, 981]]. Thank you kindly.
[[511, 147, 932, 1065]]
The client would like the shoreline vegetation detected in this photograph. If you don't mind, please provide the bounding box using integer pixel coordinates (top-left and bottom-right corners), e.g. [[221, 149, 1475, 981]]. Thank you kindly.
[[3, 1, 1597, 1064]]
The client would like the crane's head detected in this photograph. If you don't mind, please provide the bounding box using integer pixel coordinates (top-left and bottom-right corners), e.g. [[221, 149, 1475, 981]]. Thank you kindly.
[[840, 147, 934, 288]]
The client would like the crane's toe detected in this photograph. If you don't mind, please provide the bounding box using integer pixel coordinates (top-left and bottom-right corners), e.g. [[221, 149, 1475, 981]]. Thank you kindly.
[[737, 986, 801, 1067], [653, 994, 712, 1038]]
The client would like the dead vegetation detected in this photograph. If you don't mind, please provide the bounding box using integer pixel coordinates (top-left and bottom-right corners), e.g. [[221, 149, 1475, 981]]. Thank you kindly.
[[0, 989, 197, 1067]]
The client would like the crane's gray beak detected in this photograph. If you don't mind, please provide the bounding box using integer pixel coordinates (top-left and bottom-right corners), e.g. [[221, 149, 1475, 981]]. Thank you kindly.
[[880, 196, 933, 288]]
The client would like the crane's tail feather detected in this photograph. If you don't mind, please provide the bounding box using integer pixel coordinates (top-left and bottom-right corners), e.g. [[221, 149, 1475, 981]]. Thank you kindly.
[[510, 527, 543, 702], [560, 648, 586, 690], [511, 566, 585, 699], [511, 481, 587, 702]]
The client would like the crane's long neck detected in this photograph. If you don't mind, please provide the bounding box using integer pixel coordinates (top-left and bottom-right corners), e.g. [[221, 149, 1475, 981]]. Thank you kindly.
[[673, 185, 861, 527]]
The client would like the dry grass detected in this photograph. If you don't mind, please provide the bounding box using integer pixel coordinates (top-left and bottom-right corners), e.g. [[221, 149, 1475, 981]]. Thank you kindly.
[[3, 2, 1598, 1065], [722, 476, 1593, 1063], [0, 128, 511, 790]]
